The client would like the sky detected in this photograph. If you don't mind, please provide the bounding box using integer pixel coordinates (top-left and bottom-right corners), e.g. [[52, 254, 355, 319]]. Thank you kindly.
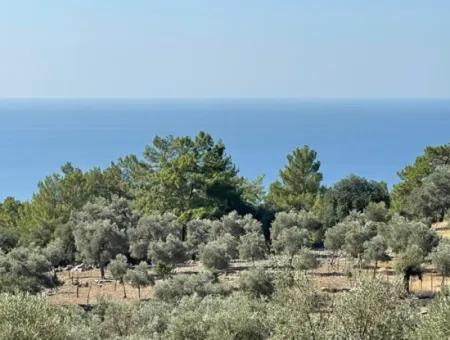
[[1, 0, 450, 98]]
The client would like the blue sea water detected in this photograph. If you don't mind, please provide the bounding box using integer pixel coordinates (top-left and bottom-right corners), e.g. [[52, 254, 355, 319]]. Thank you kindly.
[[0, 98, 449, 201]]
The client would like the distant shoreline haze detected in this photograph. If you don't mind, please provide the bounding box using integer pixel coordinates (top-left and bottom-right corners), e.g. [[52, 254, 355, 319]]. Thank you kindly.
[[1, 98, 449, 201]]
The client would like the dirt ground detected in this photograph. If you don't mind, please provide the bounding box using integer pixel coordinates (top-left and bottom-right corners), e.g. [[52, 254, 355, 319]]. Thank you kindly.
[[47, 256, 450, 305]]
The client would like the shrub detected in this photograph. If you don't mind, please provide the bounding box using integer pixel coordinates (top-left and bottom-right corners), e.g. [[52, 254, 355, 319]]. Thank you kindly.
[[239, 268, 274, 297], [0, 247, 55, 293], [93, 297, 170, 339], [414, 288, 450, 339], [329, 279, 416, 339], [293, 248, 320, 273], [153, 273, 230, 302], [0, 293, 91, 340], [165, 293, 270, 340]]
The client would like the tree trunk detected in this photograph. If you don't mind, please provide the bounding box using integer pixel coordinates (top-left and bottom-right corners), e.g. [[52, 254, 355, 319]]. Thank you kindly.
[[373, 260, 377, 279], [442, 274, 445, 287], [137, 286, 141, 299], [404, 273, 410, 293], [122, 281, 127, 299], [100, 265, 105, 279]]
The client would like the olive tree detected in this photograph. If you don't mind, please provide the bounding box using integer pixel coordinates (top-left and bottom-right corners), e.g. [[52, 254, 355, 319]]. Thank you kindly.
[[72, 197, 132, 279], [211, 211, 262, 238], [408, 165, 450, 221], [43, 238, 69, 280], [238, 232, 267, 264], [128, 213, 181, 261], [363, 235, 388, 278], [324, 221, 349, 259], [200, 241, 230, 272], [429, 239, 450, 286], [383, 215, 439, 255], [271, 210, 323, 245], [108, 254, 129, 298], [148, 233, 188, 269], [125, 261, 155, 299], [273, 226, 312, 267], [395, 244, 425, 293], [74, 219, 128, 279], [186, 219, 211, 259]]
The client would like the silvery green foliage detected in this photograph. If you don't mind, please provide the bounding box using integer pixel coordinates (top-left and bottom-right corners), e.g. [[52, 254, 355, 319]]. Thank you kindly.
[[72, 196, 133, 278], [93, 297, 170, 339], [381, 214, 439, 255], [324, 215, 381, 261], [270, 210, 322, 241], [43, 238, 68, 268], [128, 213, 181, 261], [125, 262, 155, 290], [186, 219, 212, 257], [363, 235, 388, 272], [407, 165, 450, 221], [395, 244, 425, 291], [210, 211, 262, 239], [0, 247, 54, 293], [0, 293, 93, 340], [343, 220, 376, 259], [324, 221, 350, 252], [73, 219, 128, 277], [414, 288, 450, 339], [429, 239, 450, 279], [272, 226, 311, 261], [364, 201, 391, 222], [269, 271, 329, 340], [72, 196, 136, 230], [239, 268, 274, 297], [165, 293, 270, 340], [215, 233, 239, 259], [108, 254, 129, 282], [199, 241, 230, 271], [328, 279, 416, 340], [148, 234, 188, 266], [238, 232, 267, 262], [153, 273, 230, 303]]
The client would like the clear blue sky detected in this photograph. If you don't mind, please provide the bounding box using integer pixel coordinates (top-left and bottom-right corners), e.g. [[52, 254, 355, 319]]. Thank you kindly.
[[1, 0, 450, 98]]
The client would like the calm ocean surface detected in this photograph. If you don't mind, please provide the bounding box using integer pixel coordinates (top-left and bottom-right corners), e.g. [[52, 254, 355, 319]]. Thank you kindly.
[[1, 99, 449, 201]]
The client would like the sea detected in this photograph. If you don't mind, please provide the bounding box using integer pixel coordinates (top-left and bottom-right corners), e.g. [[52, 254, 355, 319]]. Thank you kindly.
[[1, 98, 449, 201]]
